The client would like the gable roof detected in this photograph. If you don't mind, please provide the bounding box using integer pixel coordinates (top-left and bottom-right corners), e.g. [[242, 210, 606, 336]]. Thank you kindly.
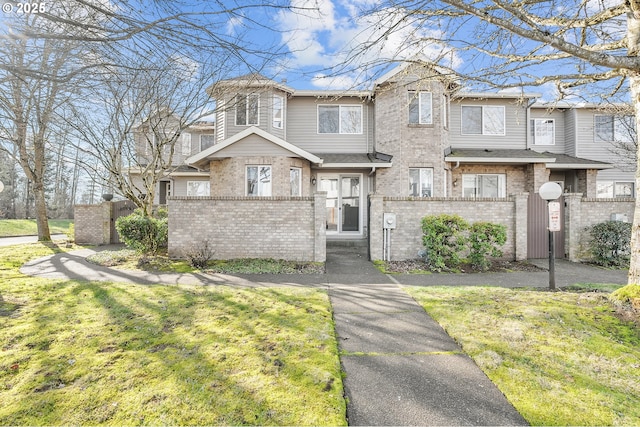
[[185, 126, 323, 169]]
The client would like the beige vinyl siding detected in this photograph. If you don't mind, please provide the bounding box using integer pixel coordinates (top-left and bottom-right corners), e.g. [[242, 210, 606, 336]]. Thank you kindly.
[[449, 98, 528, 149], [286, 96, 372, 153], [529, 108, 566, 154]]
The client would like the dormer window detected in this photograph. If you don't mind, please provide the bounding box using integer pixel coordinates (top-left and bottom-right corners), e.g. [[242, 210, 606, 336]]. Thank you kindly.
[[235, 94, 259, 126]]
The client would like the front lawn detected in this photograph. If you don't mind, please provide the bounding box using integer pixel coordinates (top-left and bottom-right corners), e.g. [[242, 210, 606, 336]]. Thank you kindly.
[[0, 243, 346, 425], [406, 285, 640, 426], [0, 219, 73, 237]]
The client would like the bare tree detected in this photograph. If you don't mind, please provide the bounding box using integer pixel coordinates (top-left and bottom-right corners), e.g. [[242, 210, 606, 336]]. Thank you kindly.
[[69, 52, 232, 216], [339, 0, 640, 285], [0, 12, 86, 240]]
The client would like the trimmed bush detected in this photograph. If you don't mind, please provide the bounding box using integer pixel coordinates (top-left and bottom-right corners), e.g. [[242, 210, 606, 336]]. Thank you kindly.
[[468, 222, 507, 271], [589, 220, 632, 267], [421, 214, 469, 271], [115, 210, 168, 254]]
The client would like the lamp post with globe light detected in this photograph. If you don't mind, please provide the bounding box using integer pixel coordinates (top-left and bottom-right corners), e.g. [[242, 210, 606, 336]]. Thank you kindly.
[[539, 182, 563, 290]]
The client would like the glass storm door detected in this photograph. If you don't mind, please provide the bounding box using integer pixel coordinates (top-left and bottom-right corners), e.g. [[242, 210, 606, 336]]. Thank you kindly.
[[319, 174, 361, 234]]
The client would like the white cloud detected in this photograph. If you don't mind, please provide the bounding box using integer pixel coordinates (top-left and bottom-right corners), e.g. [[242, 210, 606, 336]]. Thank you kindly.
[[275, 0, 462, 89]]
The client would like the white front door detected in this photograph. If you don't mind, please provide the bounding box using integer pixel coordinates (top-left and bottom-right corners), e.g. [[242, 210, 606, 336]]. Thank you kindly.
[[318, 174, 362, 235]]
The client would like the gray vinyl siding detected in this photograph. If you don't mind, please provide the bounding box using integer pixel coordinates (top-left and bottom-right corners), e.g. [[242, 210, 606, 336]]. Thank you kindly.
[[286, 96, 373, 153], [529, 108, 566, 154], [597, 168, 635, 182], [210, 134, 295, 158], [449, 98, 528, 149], [220, 89, 287, 142], [564, 109, 577, 156], [574, 108, 613, 161], [171, 177, 210, 197]]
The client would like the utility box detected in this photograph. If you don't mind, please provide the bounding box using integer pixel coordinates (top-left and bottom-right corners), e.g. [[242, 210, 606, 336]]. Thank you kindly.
[[383, 213, 397, 229], [611, 213, 629, 222]]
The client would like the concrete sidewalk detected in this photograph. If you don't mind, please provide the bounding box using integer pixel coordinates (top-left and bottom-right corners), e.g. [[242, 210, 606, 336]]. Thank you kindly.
[[17, 243, 628, 425]]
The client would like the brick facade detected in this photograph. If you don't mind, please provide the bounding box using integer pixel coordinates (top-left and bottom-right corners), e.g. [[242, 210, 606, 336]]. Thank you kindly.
[[74, 203, 111, 245], [168, 193, 326, 262], [369, 195, 524, 261]]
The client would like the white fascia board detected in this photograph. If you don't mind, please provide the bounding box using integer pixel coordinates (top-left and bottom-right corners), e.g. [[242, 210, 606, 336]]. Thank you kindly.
[[318, 162, 392, 168], [546, 163, 613, 170], [445, 156, 551, 164]]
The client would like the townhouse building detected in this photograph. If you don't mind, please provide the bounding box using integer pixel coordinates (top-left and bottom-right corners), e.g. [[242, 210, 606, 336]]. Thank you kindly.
[[88, 62, 635, 262]]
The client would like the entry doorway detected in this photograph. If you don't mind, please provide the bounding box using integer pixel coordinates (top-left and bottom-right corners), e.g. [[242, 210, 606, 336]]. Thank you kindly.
[[318, 174, 362, 236]]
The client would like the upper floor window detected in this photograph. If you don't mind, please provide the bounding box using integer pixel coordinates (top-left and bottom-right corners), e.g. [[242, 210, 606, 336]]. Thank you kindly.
[[200, 134, 215, 151], [273, 95, 284, 129], [462, 174, 506, 198], [235, 94, 259, 126], [181, 133, 192, 156], [461, 105, 505, 135], [247, 165, 272, 196], [409, 168, 433, 197], [318, 105, 362, 134], [290, 167, 301, 196], [408, 91, 432, 125], [531, 119, 555, 145], [187, 181, 210, 197], [595, 115, 635, 143]]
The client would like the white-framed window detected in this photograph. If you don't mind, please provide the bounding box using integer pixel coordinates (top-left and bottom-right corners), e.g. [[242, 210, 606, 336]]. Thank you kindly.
[[246, 165, 272, 196], [597, 181, 634, 198], [408, 91, 433, 124], [290, 167, 302, 196], [461, 105, 505, 135], [462, 174, 506, 198], [531, 119, 555, 145], [200, 134, 215, 151], [318, 105, 362, 134], [181, 133, 192, 156], [235, 94, 259, 126], [409, 168, 433, 197], [273, 95, 284, 129], [595, 115, 635, 143], [186, 181, 210, 197]]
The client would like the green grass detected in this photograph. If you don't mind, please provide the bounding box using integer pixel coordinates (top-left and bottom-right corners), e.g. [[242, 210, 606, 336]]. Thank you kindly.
[[405, 285, 640, 426], [0, 243, 346, 425], [0, 219, 73, 237], [87, 249, 325, 274]]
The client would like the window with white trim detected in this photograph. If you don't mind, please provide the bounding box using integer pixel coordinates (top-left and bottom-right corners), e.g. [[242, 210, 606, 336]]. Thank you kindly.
[[200, 134, 215, 151], [531, 119, 555, 145], [462, 174, 506, 198], [273, 95, 284, 129], [461, 105, 505, 135], [235, 94, 259, 126], [290, 167, 301, 196], [318, 105, 362, 134], [595, 115, 635, 143], [409, 168, 433, 197], [597, 181, 634, 198], [181, 133, 192, 155], [408, 91, 433, 124], [186, 181, 210, 197], [246, 166, 272, 196]]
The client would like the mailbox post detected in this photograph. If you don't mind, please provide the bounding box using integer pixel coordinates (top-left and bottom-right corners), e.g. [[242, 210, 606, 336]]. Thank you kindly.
[[539, 182, 563, 290]]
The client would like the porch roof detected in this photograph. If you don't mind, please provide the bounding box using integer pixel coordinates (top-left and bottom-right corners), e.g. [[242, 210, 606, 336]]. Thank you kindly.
[[314, 152, 393, 168], [445, 148, 612, 169]]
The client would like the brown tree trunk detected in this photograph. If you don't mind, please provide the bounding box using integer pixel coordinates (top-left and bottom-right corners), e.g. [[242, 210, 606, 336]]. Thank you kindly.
[[32, 179, 51, 241], [628, 8, 640, 285]]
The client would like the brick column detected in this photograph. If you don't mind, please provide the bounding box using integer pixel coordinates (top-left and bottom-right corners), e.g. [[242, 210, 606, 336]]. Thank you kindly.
[[314, 192, 327, 262], [369, 194, 384, 261], [514, 192, 529, 261], [564, 193, 583, 262]]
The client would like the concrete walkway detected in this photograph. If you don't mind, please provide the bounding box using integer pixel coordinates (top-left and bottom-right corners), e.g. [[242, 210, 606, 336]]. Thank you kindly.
[[16, 241, 628, 425]]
